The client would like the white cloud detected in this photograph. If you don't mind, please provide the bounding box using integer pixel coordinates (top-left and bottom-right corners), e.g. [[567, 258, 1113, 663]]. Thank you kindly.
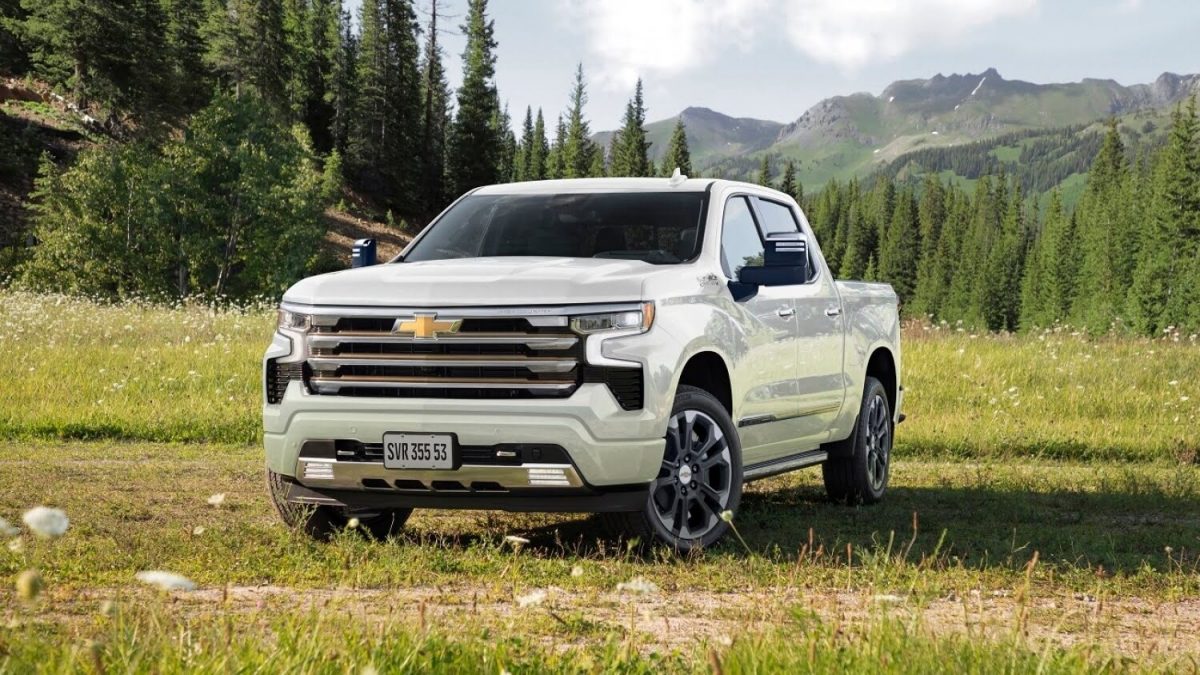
[[562, 0, 768, 89], [780, 0, 1038, 70], [569, 0, 1038, 82]]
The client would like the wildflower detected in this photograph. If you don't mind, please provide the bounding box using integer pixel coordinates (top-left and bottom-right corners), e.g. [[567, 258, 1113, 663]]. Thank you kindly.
[[16, 569, 42, 601], [192, 526, 205, 536], [206, 493, 226, 507], [135, 571, 197, 591], [616, 577, 658, 595], [1182, 396, 1191, 402], [570, 565, 584, 578], [1169, 380, 1179, 386], [99, 600, 116, 617], [8, 539, 24, 554], [873, 594, 906, 604], [504, 535, 530, 550], [516, 589, 547, 607], [22, 507, 69, 539], [0, 517, 18, 537], [346, 517, 360, 529], [719, 510, 734, 523]]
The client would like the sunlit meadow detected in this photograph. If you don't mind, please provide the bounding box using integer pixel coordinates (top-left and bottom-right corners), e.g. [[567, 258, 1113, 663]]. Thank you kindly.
[[2, 289, 1199, 672]]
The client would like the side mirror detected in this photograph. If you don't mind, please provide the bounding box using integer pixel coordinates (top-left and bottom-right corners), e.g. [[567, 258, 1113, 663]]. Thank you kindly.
[[351, 238, 377, 268], [735, 233, 809, 288]]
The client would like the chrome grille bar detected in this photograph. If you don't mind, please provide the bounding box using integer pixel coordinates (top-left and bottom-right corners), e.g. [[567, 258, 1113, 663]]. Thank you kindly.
[[307, 355, 577, 373], [308, 376, 576, 394], [308, 333, 578, 350]]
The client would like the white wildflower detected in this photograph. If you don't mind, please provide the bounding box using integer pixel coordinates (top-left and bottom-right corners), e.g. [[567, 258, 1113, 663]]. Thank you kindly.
[[192, 526, 205, 536], [719, 510, 734, 523], [8, 539, 24, 554], [616, 577, 658, 595], [135, 571, 197, 592], [504, 535, 530, 550], [1168, 380, 1179, 386], [22, 507, 69, 539], [346, 517, 360, 529], [570, 565, 584, 578], [0, 517, 19, 538], [873, 594, 906, 604], [516, 589, 547, 607], [206, 493, 226, 507]]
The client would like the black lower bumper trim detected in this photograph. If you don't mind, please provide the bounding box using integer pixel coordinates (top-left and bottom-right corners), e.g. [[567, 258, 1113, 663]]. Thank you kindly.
[[284, 480, 650, 514]]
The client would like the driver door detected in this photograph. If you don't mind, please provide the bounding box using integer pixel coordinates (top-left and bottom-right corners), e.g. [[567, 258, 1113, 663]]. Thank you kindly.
[[719, 196, 803, 464]]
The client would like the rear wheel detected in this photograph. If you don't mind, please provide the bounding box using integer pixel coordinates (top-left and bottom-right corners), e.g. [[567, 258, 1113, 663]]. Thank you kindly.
[[823, 376, 892, 504], [606, 386, 743, 553], [266, 469, 412, 540]]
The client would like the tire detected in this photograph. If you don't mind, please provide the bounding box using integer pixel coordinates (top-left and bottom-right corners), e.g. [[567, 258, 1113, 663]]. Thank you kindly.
[[266, 469, 412, 541], [823, 376, 893, 505], [605, 385, 744, 553]]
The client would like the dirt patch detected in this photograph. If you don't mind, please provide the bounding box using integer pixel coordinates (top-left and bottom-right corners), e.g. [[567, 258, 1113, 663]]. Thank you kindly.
[[39, 583, 1200, 659]]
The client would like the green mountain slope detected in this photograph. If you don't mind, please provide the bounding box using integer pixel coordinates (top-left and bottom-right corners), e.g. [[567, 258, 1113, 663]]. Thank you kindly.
[[628, 68, 1199, 187]]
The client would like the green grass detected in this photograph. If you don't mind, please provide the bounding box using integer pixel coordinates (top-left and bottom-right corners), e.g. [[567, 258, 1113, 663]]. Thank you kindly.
[[3, 290, 1199, 670], [2, 291, 1196, 462]]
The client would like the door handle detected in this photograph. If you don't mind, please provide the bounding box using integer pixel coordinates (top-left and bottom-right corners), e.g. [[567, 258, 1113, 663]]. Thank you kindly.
[[824, 306, 842, 318], [777, 307, 796, 318]]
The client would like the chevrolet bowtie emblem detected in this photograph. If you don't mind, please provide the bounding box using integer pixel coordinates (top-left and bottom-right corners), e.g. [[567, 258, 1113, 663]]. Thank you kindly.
[[393, 314, 461, 339]]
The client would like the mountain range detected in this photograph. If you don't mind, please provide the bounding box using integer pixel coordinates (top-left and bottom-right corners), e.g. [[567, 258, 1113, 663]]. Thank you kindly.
[[604, 68, 1200, 190]]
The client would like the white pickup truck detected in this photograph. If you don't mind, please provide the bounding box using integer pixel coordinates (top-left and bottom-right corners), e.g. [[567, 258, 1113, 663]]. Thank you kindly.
[[263, 177, 903, 551]]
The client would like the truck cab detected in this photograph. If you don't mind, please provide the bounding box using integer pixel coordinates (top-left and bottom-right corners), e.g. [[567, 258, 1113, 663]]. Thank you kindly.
[[264, 177, 903, 551]]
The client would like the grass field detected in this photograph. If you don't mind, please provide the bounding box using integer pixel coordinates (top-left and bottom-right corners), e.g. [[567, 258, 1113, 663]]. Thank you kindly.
[[2, 291, 1199, 672]]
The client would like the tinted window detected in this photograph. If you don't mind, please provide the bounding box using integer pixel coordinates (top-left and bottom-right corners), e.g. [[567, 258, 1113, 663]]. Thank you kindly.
[[755, 199, 801, 235], [755, 198, 818, 282], [720, 197, 764, 279], [403, 192, 707, 265]]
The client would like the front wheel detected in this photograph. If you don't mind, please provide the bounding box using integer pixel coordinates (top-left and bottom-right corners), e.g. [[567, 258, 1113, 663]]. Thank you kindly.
[[822, 376, 893, 504], [606, 385, 743, 553]]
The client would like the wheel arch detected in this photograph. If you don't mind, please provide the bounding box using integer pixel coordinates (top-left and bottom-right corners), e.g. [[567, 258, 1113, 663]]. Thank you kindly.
[[674, 350, 733, 418], [865, 345, 898, 415]]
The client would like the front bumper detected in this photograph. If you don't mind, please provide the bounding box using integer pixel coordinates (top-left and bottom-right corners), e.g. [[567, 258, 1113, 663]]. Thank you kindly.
[[264, 380, 668, 490]]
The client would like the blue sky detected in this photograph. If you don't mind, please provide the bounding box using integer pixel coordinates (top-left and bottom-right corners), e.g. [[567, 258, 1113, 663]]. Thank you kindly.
[[350, 0, 1200, 130]]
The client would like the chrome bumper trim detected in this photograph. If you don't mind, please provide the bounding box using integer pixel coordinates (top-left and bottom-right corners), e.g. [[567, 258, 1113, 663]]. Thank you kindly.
[[295, 457, 584, 490]]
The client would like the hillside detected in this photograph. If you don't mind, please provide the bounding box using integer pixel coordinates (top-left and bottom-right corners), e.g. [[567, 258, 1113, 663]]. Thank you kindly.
[[0, 79, 405, 272], [624, 68, 1200, 187], [594, 106, 782, 168]]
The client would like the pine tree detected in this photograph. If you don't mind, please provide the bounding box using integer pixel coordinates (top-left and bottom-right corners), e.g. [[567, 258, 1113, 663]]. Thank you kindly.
[[981, 182, 1026, 331], [755, 155, 771, 187], [547, 114, 566, 179], [779, 160, 798, 200], [165, 0, 210, 115], [447, 0, 501, 195], [609, 79, 650, 177], [514, 106, 534, 181], [296, 0, 341, 153], [921, 188, 970, 320], [204, 0, 293, 112], [1020, 190, 1076, 329], [944, 176, 999, 327], [660, 118, 691, 176], [418, 0, 451, 209], [495, 102, 517, 182], [529, 108, 548, 180], [561, 63, 595, 179], [329, 7, 357, 155], [1071, 120, 1134, 333], [1128, 98, 1200, 333], [588, 143, 607, 177], [909, 175, 946, 317], [878, 186, 920, 307]]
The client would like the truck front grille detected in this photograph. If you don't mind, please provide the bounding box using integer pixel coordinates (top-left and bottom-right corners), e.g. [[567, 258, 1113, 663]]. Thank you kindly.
[[294, 306, 644, 408]]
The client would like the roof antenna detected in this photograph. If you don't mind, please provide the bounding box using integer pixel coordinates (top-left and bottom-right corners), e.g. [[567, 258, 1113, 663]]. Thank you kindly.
[[668, 167, 687, 187]]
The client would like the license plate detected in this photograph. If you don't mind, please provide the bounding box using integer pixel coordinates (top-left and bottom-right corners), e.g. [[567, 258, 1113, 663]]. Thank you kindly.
[[382, 433, 455, 470]]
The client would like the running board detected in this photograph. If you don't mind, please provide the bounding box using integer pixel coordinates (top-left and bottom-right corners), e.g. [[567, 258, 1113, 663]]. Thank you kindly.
[[743, 449, 827, 482]]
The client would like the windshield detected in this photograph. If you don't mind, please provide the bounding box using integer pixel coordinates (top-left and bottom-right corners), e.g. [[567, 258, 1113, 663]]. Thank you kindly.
[[402, 192, 708, 265]]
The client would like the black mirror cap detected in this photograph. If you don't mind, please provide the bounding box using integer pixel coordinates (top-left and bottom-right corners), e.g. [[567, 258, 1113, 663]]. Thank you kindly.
[[351, 238, 377, 268]]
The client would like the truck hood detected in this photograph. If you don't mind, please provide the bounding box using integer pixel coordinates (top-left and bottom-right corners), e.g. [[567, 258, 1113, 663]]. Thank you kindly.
[[282, 257, 664, 307]]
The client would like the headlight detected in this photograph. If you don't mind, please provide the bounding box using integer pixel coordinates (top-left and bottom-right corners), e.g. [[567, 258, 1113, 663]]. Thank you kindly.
[[277, 308, 312, 332], [570, 302, 655, 335]]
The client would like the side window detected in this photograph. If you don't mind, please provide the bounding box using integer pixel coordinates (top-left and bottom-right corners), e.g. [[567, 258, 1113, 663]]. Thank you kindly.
[[755, 198, 818, 282], [754, 199, 801, 236], [720, 196, 765, 279]]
